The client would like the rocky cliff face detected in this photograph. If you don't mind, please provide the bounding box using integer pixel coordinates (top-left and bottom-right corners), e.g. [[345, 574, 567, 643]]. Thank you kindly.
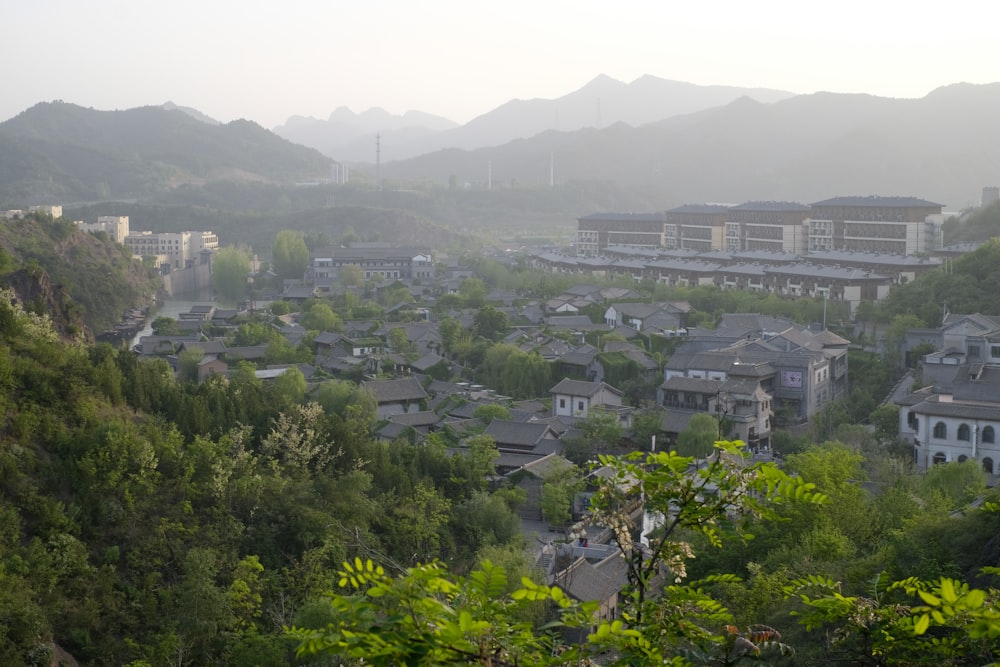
[[0, 267, 92, 342]]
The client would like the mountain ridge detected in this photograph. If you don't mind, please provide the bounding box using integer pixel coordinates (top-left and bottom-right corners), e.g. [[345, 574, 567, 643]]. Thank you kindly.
[[272, 74, 796, 161]]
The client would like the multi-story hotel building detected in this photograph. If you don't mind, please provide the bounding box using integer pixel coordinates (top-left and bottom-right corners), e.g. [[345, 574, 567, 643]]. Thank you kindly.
[[808, 196, 944, 254], [664, 204, 730, 251], [576, 212, 666, 256], [125, 230, 219, 269], [725, 201, 811, 253], [77, 215, 130, 243]]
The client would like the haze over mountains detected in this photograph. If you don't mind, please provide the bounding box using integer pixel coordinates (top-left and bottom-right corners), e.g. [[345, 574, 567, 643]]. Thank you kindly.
[[1, 75, 998, 210], [272, 75, 795, 162]]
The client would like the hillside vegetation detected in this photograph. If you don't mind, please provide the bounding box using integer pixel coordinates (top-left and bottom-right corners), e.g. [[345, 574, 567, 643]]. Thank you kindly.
[[0, 213, 159, 333], [0, 102, 331, 204]]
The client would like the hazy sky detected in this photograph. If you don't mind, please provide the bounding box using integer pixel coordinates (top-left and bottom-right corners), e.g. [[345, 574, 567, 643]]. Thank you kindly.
[[5, 1, 998, 128]]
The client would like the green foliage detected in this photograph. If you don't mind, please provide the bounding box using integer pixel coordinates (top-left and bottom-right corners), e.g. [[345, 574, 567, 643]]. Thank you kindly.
[[675, 412, 719, 457], [270, 230, 310, 279], [472, 402, 511, 424], [211, 246, 252, 303], [473, 304, 508, 340], [786, 572, 1000, 665], [299, 301, 342, 332], [290, 558, 593, 666]]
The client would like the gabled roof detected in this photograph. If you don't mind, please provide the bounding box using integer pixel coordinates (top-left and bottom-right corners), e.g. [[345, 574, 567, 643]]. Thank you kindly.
[[482, 420, 556, 449], [177, 339, 227, 355], [559, 344, 599, 366], [362, 377, 428, 403], [555, 557, 617, 604], [388, 410, 440, 427], [312, 331, 344, 345], [550, 378, 622, 398], [409, 352, 448, 371]]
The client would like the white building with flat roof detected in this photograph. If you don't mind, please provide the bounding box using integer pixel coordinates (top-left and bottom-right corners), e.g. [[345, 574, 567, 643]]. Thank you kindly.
[[125, 229, 219, 269]]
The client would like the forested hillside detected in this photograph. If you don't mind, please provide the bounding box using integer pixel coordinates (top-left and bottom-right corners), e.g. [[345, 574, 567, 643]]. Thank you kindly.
[[0, 212, 159, 333], [0, 231, 998, 665], [0, 102, 331, 203]]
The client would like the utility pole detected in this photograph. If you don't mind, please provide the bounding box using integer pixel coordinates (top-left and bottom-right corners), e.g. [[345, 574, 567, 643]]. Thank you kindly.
[[375, 132, 381, 191]]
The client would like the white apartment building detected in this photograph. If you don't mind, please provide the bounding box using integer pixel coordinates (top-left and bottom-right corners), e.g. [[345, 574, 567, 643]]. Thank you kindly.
[[77, 215, 130, 243], [808, 196, 944, 255], [125, 230, 219, 269]]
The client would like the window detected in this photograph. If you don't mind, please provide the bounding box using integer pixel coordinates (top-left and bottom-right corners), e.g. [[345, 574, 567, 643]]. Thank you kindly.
[[968, 345, 980, 358], [559, 399, 566, 409], [993, 346, 1000, 359], [985, 458, 995, 474], [933, 422, 947, 439], [958, 455, 968, 463], [983, 426, 995, 444], [933, 452, 947, 465], [958, 424, 971, 441], [577, 401, 584, 412]]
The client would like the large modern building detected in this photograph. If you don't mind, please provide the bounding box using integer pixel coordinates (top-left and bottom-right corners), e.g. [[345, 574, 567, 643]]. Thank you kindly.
[[664, 204, 730, 251], [77, 215, 130, 243], [576, 212, 667, 256], [808, 196, 944, 255], [309, 245, 434, 281], [725, 201, 811, 253], [125, 230, 219, 269]]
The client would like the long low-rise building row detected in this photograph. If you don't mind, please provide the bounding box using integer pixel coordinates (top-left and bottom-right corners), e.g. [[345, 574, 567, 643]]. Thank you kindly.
[[578, 196, 947, 257], [526, 247, 942, 314]]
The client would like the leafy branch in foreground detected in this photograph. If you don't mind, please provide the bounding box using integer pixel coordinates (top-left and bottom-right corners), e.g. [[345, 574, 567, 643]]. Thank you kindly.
[[287, 557, 596, 666]]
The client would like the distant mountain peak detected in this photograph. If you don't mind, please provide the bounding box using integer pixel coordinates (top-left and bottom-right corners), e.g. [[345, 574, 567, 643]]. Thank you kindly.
[[158, 102, 220, 125]]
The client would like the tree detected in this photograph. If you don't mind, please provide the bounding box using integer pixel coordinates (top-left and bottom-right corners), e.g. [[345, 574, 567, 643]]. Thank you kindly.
[[291, 442, 827, 665], [439, 317, 462, 356], [271, 230, 310, 279], [338, 263, 364, 288], [585, 443, 826, 663], [272, 366, 307, 409], [300, 302, 342, 332], [472, 403, 510, 425], [630, 407, 664, 450], [473, 306, 507, 341], [288, 559, 595, 666], [212, 246, 252, 303], [675, 412, 719, 457], [459, 277, 487, 308], [177, 345, 205, 383]]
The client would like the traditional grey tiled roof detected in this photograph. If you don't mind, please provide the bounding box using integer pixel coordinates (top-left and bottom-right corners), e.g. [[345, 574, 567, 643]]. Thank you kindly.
[[546, 315, 599, 329], [559, 345, 599, 366], [376, 422, 412, 441], [482, 420, 555, 449], [950, 365, 1000, 402], [550, 378, 622, 398], [312, 331, 344, 346], [555, 557, 617, 604], [362, 377, 428, 403], [225, 344, 269, 360], [177, 339, 227, 355], [410, 352, 448, 372], [907, 396, 1000, 420], [388, 410, 440, 428]]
